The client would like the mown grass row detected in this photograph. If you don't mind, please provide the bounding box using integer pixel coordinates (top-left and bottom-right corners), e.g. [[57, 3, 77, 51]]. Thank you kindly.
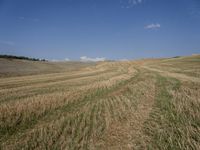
[[0, 66, 138, 147], [0, 69, 112, 90], [0, 65, 129, 104], [145, 74, 200, 149], [1, 68, 156, 149], [2, 59, 199, 149], [0, 69, 125, 104]]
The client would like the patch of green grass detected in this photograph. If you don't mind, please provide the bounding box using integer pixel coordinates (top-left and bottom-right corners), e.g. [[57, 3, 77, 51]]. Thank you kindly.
[[145, 74, 200, 149]]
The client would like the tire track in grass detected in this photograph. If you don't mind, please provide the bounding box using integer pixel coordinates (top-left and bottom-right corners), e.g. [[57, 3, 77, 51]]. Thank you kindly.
[[89, 100, 107, 149], [144, 74, 200, 149], [92, 72, 156, 149], [144, 75, 182, 149]]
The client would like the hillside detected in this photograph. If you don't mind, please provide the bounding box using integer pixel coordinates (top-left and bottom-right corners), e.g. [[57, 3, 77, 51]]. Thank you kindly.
[[0, 55, 200, 149], [0, 58, 95, 77]]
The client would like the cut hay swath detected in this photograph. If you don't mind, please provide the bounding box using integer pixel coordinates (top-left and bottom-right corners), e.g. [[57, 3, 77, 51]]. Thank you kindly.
[[0, 55, 200, 149]]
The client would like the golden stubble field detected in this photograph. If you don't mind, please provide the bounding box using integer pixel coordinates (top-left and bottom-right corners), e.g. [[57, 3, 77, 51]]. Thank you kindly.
[[0, 55, 200, 150]]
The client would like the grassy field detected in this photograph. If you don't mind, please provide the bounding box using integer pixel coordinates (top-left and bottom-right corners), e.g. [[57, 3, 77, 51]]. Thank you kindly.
[[0, 58, 95, 77], [0, 55, 200, 149]]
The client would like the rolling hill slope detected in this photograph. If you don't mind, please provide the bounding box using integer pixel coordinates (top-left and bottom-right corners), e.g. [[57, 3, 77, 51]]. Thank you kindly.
[[0, 55, 200, 149], [0, 58, 95, 77]]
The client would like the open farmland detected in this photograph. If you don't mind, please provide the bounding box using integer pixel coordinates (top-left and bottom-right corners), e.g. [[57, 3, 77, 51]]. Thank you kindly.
[[0, 55, 200, 150], [0, 58, 95, 77]]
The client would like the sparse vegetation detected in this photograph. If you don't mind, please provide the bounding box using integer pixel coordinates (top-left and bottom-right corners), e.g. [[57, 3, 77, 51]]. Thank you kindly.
[[0, 55, 200, 149]]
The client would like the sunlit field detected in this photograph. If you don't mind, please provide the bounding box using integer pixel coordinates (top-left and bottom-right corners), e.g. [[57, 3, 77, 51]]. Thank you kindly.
[[0, 55, 200, 149]]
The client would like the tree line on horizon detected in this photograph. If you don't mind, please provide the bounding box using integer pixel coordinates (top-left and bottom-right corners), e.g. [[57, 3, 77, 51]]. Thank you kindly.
[[0, 54, 46, 62]]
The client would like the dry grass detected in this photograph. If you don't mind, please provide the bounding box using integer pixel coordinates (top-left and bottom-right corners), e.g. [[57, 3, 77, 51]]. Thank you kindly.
[[0, 55, 200, 149], [0, 58, 95, 77]]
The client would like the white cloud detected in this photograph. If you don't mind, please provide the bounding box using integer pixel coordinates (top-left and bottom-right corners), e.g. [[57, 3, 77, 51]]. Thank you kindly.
[[0, 40, 14, 46], [145, 23, 161, 29], [121, 0, 143, 8], [65, 58, 70, 61], [50, 58, 70, 62], [80, 56, 106, 62], [128, 0, 143, 5]]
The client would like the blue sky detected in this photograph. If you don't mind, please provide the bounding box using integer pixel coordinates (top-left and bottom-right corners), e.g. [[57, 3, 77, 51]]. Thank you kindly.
[[0, 0, 200, 61]]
